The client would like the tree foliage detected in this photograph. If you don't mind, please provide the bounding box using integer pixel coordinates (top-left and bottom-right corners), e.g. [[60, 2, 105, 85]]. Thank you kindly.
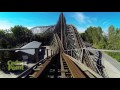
[[0, 25, 54, 71], [81, 26, 107, 49], [0, 25, 33, 71], [80, 25, 120, 62], [11, 25, 33, 45]]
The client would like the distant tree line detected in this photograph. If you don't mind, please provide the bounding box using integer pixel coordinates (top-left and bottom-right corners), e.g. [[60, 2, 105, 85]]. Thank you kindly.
[[0, 25, 54, 72], [0, 25, 33, 71], [80, 25, 120, 62]]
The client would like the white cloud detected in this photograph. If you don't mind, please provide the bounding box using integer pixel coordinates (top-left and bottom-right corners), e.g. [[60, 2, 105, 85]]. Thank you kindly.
[[103, 21, 108, 25], [102, 20, 111, 26], [27, 26, 34, 29], [0, 20, 14, 30], [73, 12, 97, 25], [73, 12, 86, 24], [71, 12, 112, 34], [0, 20, 34, 30]]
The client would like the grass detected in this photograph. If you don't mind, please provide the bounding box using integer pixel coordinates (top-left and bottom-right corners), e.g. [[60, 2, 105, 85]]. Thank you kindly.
[[92, 45, 120, 62], [105, 52, 120, 62]]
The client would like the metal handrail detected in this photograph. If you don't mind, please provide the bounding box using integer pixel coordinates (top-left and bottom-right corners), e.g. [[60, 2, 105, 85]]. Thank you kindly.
[[0, 48, 56, 51]]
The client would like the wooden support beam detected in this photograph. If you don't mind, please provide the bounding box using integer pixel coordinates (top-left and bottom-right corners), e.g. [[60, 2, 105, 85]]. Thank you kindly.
[[60, 54, 66, 78], [62, 53, 86, 78], [51, 50, 52, 56], [47, 49, 48, 58]]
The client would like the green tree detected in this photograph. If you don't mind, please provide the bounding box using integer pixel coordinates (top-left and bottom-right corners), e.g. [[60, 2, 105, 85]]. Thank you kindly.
[[11, 25, 33, 45], [81, 26, 106, 49], [0, 30, 6, 38], [107, 25, 115, 49], [0, 38, 7, 48]]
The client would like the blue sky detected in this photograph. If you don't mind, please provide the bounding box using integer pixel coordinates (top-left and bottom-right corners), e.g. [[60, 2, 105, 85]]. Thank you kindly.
[[0, 12, 120, 33]]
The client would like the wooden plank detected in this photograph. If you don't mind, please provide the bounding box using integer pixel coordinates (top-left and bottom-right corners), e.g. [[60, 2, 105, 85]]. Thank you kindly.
[[32, 58, 52, 78], [60, 54, 66, 78], [85, 71, 96, 78], [29, 72, 38, 78], [62, 53, 86, 78], [65, 53, 103, 78]]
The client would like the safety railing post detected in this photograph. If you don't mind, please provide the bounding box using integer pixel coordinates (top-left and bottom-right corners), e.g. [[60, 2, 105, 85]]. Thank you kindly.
[[71, 50, 72, 57], [47, 49, 48, 58], [81, 48, 83, 63], [66, 50, 68, 54], [51, 50, 52, 56]]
